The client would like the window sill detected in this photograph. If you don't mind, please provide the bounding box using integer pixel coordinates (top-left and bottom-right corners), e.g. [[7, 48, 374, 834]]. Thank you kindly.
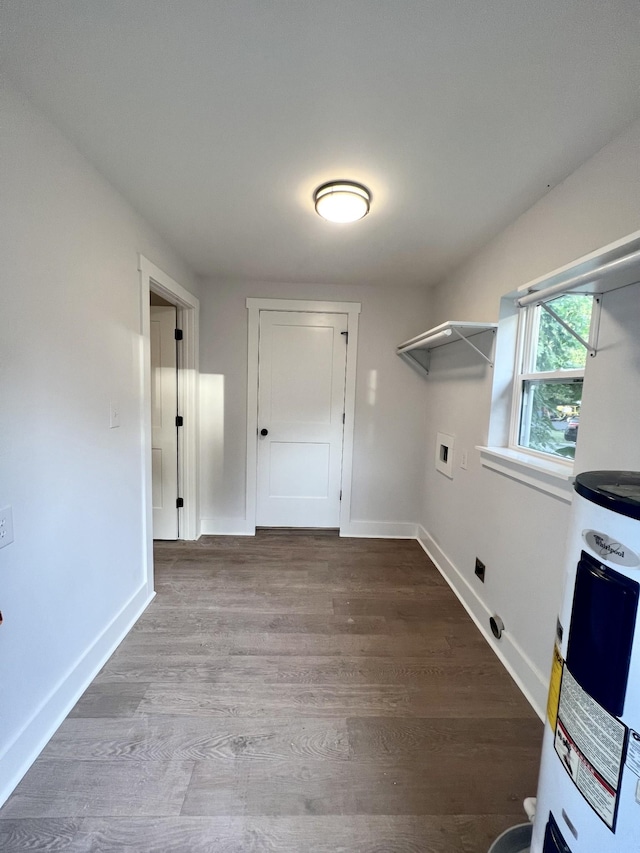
[[476, 446, 574, 503]]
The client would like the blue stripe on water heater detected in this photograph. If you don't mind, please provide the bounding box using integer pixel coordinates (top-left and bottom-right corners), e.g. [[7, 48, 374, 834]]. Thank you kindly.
[[566, 551, 639, 717], [543, 812, 573, 852]]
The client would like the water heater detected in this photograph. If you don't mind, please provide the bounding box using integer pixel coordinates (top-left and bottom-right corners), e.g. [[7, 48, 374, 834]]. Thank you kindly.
[[531, 471, 640, 853]]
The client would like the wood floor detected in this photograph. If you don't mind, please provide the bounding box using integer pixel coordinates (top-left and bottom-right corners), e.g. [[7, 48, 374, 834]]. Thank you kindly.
[[0, 532, 543, 852]]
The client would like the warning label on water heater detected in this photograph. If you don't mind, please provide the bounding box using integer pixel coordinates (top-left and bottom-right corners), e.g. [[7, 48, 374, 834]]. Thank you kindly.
[[554, 666, 626, 830], [546, 643, 563, 731]]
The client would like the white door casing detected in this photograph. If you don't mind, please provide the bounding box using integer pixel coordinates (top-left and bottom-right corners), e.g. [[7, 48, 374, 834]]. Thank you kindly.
[[140, 253, 200, 607], [246, 298, 361, 536], [150, 305, 179, 539], [256, 311, 347, 527]]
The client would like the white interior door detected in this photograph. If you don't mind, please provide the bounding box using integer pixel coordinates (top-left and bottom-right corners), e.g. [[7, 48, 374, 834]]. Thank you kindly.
[[151, 305, 179, 539], [256, 311, 348, 528]]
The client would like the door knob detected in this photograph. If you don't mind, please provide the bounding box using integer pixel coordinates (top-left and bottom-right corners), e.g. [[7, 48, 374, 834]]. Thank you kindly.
[[260, 428, 269, 436]]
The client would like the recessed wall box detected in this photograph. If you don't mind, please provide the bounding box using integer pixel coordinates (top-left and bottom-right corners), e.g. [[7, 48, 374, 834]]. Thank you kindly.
[[435, 432, 454, 479]]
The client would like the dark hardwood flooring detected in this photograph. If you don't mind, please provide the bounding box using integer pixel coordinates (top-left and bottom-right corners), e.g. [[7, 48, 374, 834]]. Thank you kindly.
[[0, 532, 543, 851]]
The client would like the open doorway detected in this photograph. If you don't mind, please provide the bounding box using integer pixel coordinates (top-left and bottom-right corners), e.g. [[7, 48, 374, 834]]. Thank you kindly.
[[139, 255, 200, 578]]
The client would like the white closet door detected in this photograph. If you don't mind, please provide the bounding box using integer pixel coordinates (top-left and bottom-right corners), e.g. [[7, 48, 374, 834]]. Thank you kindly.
[[256, 311, 347, 528]]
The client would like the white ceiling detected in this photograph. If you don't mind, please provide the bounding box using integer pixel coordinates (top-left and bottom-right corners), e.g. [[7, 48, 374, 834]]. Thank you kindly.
[[2, 1, 640, 287]]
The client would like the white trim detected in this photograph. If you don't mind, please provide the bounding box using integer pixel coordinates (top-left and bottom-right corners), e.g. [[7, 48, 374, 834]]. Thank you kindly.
[[0, 585, 154, 808], [416, 525, 547, 720], [246, 297, 362, 314], [507, 304, 529, 447], [509, 296, 590, 462], [245, 298, 361, 535], [338, 308, 359, 534], [341, 520, 418, 539], [478, 446, 573, 481], [478, 446, 574, 503], [519, 370, 584, 383], [245, 301, 260, 532], [141, 258, 199, 307], [139, 256, 200, 549]]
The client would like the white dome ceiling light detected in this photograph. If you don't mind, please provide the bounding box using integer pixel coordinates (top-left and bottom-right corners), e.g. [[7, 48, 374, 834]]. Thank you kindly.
[[314, 181, 371, 223]]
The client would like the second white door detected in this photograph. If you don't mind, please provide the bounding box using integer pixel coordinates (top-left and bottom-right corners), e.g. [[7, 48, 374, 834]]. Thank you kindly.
[[151, 304, 179, 539], [256, 311, 348, 528]]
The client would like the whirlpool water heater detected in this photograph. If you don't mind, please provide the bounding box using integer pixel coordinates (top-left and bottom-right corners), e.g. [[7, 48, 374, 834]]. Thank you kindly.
[[531, 471, 640, 853]]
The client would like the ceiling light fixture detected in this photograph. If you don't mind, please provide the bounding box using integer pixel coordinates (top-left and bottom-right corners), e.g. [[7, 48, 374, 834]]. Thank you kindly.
[[314, 181, 370, 223]]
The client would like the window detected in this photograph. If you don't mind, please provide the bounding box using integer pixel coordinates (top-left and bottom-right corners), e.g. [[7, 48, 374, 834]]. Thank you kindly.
[[512, 293, 596, 462]]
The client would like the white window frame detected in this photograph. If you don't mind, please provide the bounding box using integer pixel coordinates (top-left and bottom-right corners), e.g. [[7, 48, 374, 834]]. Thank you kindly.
[[480, 230, 639, 501], [508, 296, 599, 467]]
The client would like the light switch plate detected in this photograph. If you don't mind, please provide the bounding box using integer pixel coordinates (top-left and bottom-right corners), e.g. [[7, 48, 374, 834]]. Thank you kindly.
[[0, 506, 14, 549]]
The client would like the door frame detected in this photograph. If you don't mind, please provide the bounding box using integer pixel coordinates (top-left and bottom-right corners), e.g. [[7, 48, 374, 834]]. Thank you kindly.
[[139, 255, 200, 567], [245, 298, 361, 535]]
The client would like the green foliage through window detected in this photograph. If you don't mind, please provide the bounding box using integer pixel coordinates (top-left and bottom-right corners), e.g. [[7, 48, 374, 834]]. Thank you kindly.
[[518, 295, 593, 459], [534, 295, 593, 372]]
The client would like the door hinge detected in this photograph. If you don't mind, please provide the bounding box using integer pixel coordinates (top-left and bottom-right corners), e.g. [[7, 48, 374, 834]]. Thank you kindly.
[[175, 415, 184, 427], [176, 497, 184, 508], [341, 331, 348, 343], [342, 412, 345, 424], [339, 490, 342, 501], [174, 329, 183, 341]]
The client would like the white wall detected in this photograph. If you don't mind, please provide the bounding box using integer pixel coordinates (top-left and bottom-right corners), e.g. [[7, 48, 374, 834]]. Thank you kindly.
[[0, 82, 198, 805], [419, 119, 640, 716], [576, 282, 640, 473], [198, 279, 432, 536]]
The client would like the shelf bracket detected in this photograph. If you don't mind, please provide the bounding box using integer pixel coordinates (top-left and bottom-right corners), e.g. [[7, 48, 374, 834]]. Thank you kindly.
[[538, 301, 596, 356], [449, 326, 494, 366], [398, 350, 430, 377]]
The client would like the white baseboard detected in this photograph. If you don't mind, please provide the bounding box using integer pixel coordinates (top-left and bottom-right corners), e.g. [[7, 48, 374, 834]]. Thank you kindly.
[[341, 520, 418, 539], [199, 517, 255, 536], [416, 525, 547, 720], [0, 584, 154, 809]]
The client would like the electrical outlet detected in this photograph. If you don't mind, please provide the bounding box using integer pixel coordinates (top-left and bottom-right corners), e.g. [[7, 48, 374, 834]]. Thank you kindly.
[[0, 506, 14, 549], [460, 450, 468, 470], [475, 557, 485, 583]]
